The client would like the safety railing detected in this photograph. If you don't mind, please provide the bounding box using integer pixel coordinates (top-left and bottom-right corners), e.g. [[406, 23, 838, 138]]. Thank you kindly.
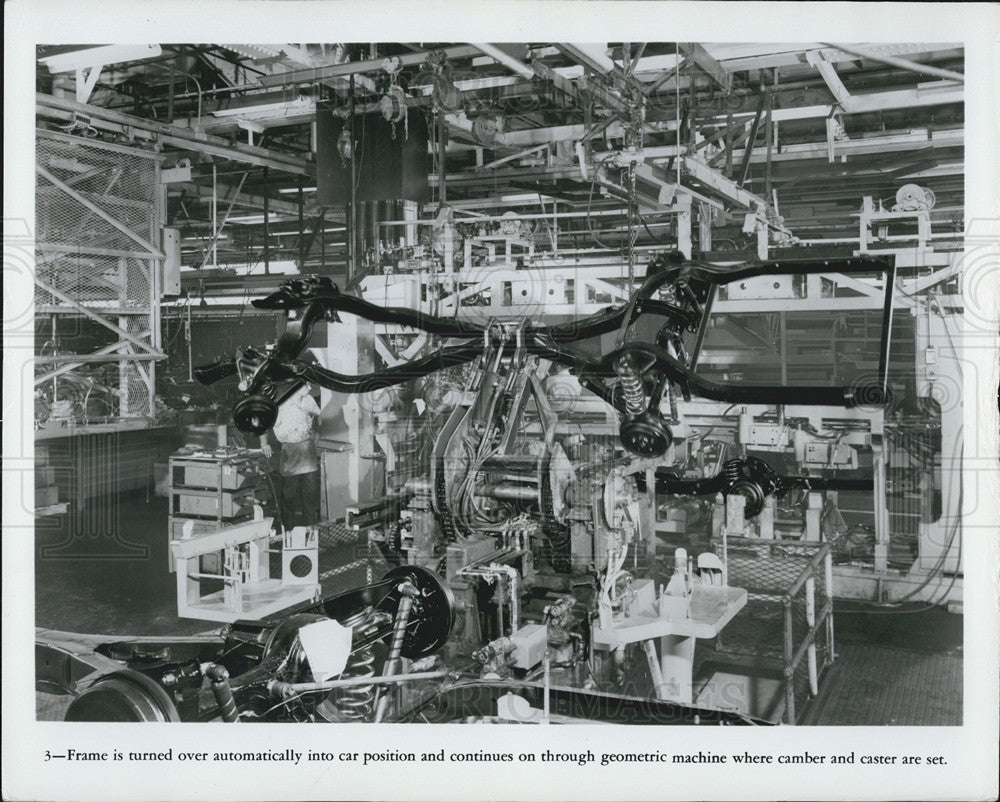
[[708, 536, 834, 724]]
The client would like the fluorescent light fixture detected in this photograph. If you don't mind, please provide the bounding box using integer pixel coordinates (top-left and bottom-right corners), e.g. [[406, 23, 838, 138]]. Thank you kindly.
[[278, 186, 318, 194], [39, 44, 162, 73], [501, 193, 551, 203], [270, 225, 344, 236], [183, 234, 230, 242], [179, 260, 302, 275], [210, 97, 314, 118], [226, 213, 282, 224]]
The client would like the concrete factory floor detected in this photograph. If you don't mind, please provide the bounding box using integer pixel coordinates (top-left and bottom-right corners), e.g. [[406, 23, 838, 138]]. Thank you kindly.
[[34, 490, 963, 725]]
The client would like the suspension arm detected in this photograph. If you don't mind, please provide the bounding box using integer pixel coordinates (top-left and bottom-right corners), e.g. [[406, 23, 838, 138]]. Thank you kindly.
[[653, 469, 871, 496], [193, 359, 238, 385], [648, 457, 872, 518], [584, 342, 888, 408]]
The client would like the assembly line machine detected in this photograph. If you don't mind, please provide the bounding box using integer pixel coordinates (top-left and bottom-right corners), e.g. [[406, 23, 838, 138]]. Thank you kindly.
[[37, 213, 963, 724]]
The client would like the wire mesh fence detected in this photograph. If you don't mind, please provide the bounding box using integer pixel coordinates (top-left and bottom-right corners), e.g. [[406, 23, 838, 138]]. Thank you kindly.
[[34, 130, 162, 425], [708, 536, 834, 724], [316, 520, 380, 594]]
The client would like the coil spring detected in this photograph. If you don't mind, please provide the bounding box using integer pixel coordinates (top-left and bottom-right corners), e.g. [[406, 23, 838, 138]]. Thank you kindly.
[[434, 463, 458, 541], [332, 610, 376, 721], [666, 381, 679, 423], [722, 459, 744, 485], [540, 454, 570, 572], [334, 647, 376, 721], [615, 355, 647, 416]]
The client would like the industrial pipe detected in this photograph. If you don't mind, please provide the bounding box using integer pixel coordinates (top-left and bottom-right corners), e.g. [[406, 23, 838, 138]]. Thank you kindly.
[[473, 484, 539, 502], [473, 44, 536, 80], [269, 670, 448, 696], [822, 43, 964, 84]]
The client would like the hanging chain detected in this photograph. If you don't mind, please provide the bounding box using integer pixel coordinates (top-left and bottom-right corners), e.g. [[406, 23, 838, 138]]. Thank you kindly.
[[627, 161, 637, 288]]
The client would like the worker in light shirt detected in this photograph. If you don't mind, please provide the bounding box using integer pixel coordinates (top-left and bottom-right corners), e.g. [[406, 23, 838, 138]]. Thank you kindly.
[[261, 386, 321, 529]]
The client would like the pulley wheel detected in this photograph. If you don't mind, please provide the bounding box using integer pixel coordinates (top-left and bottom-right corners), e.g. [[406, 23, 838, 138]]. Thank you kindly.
[[378, 565, 456, 659], [233, 394, 278, 436], [65, 670, 181, 722], [849, 383, 892, 409], [619, 414, 673, 458], [727, 480, 766, 518]]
